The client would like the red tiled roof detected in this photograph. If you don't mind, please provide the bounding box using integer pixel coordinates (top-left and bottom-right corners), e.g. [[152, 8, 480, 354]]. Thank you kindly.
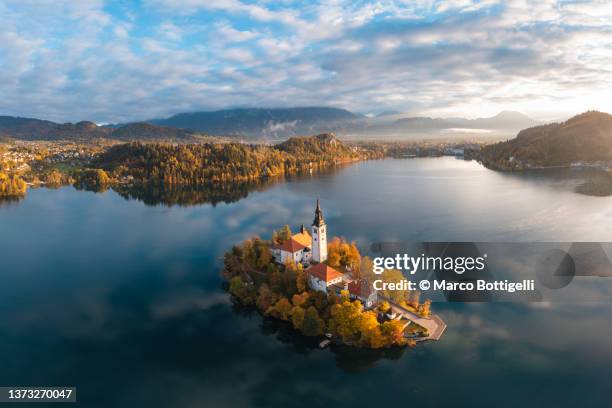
[[292, 230, 312, 247], [273, 238, 307, 253], [348, 279, 374, 298], [306, 263, 344, 283]]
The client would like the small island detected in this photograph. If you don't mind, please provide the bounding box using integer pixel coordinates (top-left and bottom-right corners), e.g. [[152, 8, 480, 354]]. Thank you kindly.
[[223, 200, 446, 349]]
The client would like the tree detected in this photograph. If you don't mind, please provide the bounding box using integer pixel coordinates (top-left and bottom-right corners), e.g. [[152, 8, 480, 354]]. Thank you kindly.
[[44, 169, 64, 187], [327, 251, 341, 268], [228, 276, 255, 305], [347, 241, 362, 277], [256, 284, 274, 311], [380, 269, 408, 304], [357, 311, 383, 348], [309, 290, 328, 312], [301, 306, 325, 336], [253, 238, 271, 269], [291, 292, 309, 307], [377, 301, 391, 314], [0, 172, 27, 197], [290, 306, 305, 330], [278, 224, 292, 242], [328, 300, 363, 344], [381, 320, 405, 345], [268, 270, 283, 293], [418, 299, 431, 317], [360, 256, 374, 281], [268, 297, 292, 320], [296, 265, 307, 293], [327, 237, 362, 272], [74, 168, 111, 192], [283, 267, 297, 297]]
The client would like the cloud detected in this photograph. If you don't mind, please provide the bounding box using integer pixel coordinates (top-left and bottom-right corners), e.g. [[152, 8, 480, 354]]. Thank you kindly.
[[216, 21, 259, 42], [1, 0, 612, 122]]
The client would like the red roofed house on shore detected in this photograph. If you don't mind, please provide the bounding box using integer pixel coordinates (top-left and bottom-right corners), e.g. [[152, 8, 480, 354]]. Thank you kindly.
[[347, 279, 378, 308], [306, 263, 344, 292]]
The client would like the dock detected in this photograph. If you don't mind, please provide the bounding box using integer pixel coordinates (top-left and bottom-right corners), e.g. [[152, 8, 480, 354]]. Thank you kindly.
[[379, 295, 447, 342]]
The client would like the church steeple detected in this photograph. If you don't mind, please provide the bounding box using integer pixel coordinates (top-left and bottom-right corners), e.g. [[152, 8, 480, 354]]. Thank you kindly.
[[311, 199, 327, 263], [312, 198, 325, 227]]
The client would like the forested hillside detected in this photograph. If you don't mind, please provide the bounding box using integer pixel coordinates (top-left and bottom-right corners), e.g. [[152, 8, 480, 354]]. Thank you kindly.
[[480, 111, 612, 170], [91, 133, 383, 184]]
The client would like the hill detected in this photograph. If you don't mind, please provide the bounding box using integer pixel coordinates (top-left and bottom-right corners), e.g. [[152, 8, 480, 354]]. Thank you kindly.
[[90, 133, 382, 185], [149, 107, 361, 138], [276, 133, 359, 161], [108, 122, 196, 141], [480, 111, 612, 170], [0, 115, 199, 141], [390, 111, 537, 133]]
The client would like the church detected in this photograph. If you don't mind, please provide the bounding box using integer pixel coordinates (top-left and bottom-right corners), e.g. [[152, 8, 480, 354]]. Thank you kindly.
[[271, 200, 378, 308]]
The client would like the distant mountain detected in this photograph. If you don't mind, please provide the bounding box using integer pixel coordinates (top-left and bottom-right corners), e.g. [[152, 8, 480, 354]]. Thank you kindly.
[[480, 111, 612, 170], [0, 109, 538, 141], [149, 107, 361, 138], [108, 122, 196, 141], [0, 116, 107, 140], [468, 111, 537, 129], [389, 111, 537, 133], [375, 110, 401, 117], [0, 115, 199, 141], [147, 108, 536, 139]]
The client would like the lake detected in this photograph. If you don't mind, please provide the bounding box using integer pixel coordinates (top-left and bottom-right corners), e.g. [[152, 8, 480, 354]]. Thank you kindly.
[[1, 157, 611, 407]]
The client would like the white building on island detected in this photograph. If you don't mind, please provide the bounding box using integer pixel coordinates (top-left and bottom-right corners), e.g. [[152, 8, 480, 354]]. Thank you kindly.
[[271, 200, 377, 309], [271, 225, 312, 265], [306, 263, 344, 292], [311, 199, 327, 263]]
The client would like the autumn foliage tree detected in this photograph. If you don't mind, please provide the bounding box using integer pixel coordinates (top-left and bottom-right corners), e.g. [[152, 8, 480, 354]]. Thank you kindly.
[[327, 237, 361, 274], [0, 171, 27, 197]]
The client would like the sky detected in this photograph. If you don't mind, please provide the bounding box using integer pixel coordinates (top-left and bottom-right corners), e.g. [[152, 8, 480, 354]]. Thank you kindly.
[[1, 0, 612, 123]]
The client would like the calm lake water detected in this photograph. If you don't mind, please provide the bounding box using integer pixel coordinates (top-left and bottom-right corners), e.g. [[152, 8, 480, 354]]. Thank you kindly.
[[1, 157, 612, 407]]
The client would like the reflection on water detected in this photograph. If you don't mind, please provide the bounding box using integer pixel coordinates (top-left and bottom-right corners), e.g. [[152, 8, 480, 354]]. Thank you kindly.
[[1, 157, 612, 407], [499, 166, 612, 197], [112, 179, 280, 207], [0, 195, 23, 206]]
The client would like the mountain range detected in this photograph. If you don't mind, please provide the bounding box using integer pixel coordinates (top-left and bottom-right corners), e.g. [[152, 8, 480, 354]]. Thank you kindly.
[[0, 116, 199, 142], [148, 108, 537, 138], [0, 107, 538, 141], [149, 107, 361, 138]]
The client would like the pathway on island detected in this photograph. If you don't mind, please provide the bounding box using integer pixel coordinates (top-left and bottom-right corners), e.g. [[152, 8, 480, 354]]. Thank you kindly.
[[379, 295, 447, 341]]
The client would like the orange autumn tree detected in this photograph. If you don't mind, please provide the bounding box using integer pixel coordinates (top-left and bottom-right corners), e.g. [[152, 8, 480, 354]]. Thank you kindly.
[[326, 237, 361, 276]]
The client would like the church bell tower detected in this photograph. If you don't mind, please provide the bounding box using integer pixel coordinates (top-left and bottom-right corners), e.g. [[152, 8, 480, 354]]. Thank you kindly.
[[311, 199, 327, 263]]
